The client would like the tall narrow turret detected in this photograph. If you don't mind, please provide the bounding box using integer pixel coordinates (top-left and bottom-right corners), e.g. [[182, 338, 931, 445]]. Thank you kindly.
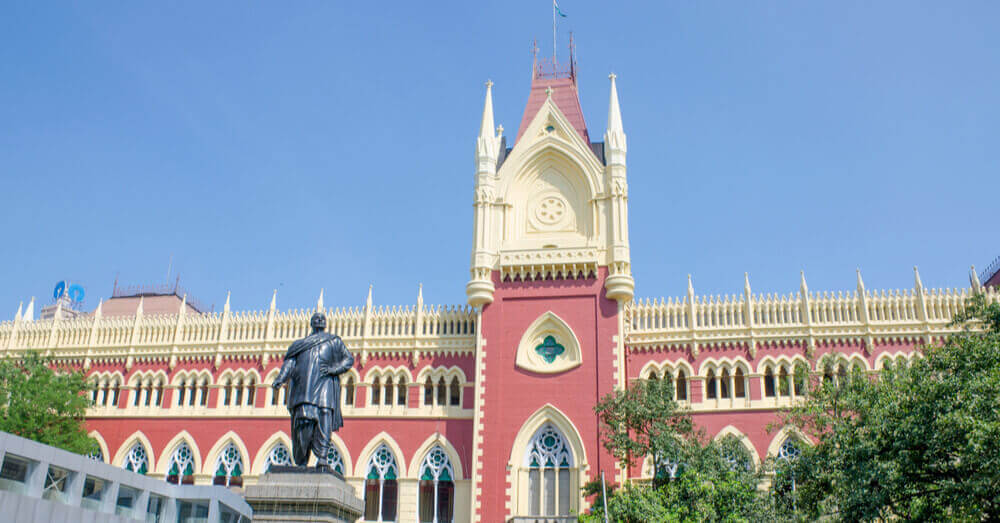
[[467, 80, 503, 307], [602, 73, 634, 302]]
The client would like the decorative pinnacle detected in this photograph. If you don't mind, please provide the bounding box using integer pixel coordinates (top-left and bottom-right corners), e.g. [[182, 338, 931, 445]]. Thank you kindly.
[[687, 274, 694, 297], [744, 272, 751, 295], [971, 265, 982, 290], [223, 291, 231, 313], [94, 299, 103, 319], [14, 301, 22, 321], [856, 268, 866, 293], [269, 289, 277, 310], [417, 283, 424, 305], [485, 79, 493, 89], [545, 86, 553, 98], [913, 266, 923, 290], [135, 296, 143, 316], [479, 80, 496, 140], [366, 285, 373, 309], [316, 289, 324, 313], [800, 271, 809, 294]]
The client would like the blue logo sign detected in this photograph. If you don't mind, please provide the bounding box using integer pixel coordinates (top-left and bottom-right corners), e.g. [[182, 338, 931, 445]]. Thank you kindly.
[[68, 284, 85, 303], [53, 281, 67, 300]]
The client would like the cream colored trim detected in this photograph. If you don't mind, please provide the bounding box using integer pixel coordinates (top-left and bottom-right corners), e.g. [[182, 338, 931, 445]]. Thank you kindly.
[[155, 430, 203, 476], [714, 425, 761, 469], [406, 433, 465, 480], [112, 430, 155, 472], [203, 431, 251, 478], [87, 430, 110, 464], [250, 431, 292, 475], [515, 312, 582, 374], [353, 431, 406, 478]]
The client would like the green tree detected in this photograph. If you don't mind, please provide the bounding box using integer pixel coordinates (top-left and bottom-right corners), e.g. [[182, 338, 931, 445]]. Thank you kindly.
[[781, 294, 1000, 521], [586, 377, 775, 522], [0, 351, 97, 455]]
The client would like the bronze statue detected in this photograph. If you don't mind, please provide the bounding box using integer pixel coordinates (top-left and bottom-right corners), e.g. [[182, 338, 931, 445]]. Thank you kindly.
[[273, 312, 354, 471]]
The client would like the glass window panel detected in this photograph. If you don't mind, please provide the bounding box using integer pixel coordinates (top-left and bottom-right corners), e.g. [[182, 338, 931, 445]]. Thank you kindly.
[[765, 369, 775, 397], [42, 465, 73, 503], [146, 494, 165, 523], [81, 476, 107, 511], [115, 485, 139, 517], [364, 480, 379, 521], [528, 468, 540, 515], [176, 500, 210, 523], [735, 369, 746, 398], [419, 481, 434, 522], [438, 481, 455, 523], [382, 479, 398, 521], [0, 454, 32, 494], [449, 378, 461, 406], [558, 469, 570, 516], [544, 468, 556, 515]]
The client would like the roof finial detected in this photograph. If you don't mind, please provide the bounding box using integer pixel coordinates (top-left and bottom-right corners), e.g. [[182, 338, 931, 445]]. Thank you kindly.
[[479, 80, 496, 139], [270, 289, 277, 311], [417, 283, 424, 307], [94, 299, 103, 319], [545, 86, 553, 99], [913, 266, 923, 291], [366, 285, 373, 310], [316, 288, 324, 313], [223, 291, 231, 313], [744, 272, 751, 296], [971, 265, 982, 291], [800, 271, 809, 295], [687, 274, 694, 298], [14, 301, 23, 322], [856, 268, 866, 294]]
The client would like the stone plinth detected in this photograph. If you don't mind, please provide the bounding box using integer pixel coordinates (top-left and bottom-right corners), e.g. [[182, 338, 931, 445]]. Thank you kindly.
[[244, 468, 363, 523]]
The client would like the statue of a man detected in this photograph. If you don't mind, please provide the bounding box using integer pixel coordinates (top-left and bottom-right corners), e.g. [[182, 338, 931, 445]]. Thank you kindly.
[[273, 312, 354, 470]]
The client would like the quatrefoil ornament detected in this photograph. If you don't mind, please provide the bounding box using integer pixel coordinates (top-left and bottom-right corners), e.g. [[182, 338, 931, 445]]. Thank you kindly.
[[534, 335, 565, 364]]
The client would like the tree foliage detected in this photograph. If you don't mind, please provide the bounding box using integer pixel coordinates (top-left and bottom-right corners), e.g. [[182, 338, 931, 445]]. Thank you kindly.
[[782, 294, 1000, 521], [586, 377, 776, 522], [0, 351, 97, 455]]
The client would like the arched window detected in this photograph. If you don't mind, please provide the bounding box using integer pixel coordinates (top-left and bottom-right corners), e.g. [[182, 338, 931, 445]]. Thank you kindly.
[[344, 377, 355, 406], [133, 382, 141, 407], [418, 446, 455, 523], [778, 367, 791, 397], [449, 378, 461, 407], [720, 369, 731, 399], [198, 380, 207, 406], [154, 379, 164, 407], [327, 446, 345, 476], [524, 424, 573, 517], [87, 449, 104, 462], [383, 377, 394, 407], [676, 370, 687, 401], [213, 443, 244, 487], [271, 378, 281, 406], [177, 380, 187, 406], [764, 368, 776, 397], [144, 381, 152, 407], [111, 381, 120, 407], [396, 377, 407, 406], [705, 370, 717, 399], [372, 377, 382, 405], [436, 377, 447, 406], [101, 383, 110, 406], [234, 378, 244, 406], [246, 377, 256, 406], [166, 443, 195, 485], [424, 377, 434, 406], [91, 382, 99, 404], [794, 363, 808, 396], [778, 438, 801, 462], [654, 454, 681, 480], [223, 379, 232, 406], [364, 444, 398, 522], [646, 369, 659, 380], [823, 363, 834, 384], [123, 443, 149, 475], [264, 443, 292, 472], [734, 368, 746, 398]]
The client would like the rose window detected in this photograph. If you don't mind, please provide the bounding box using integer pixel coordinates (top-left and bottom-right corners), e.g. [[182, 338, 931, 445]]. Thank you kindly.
[[534, 197, 567, 226]]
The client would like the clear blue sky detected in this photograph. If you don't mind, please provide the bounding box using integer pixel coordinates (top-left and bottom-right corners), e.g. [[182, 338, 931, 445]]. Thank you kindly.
[[2, 2, 997, 315]]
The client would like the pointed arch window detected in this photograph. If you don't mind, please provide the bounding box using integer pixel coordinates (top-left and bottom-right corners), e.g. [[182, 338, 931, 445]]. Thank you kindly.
[[123, 443, 148, 475], [166, 443, 195, 484], [101, 383, 110, 406], [154, 379, 164, 407], [344, 377, 355, 406], [265, 443, 293, 472], [383, 377, 394, 406], [676, 370, 687, 401], [706, 370, 717, 399], [734, 368, 746, 398], [111, 380, 120, 407], [364, 444, 398, 522], [213, 443, 244, 487], [449, 378, 461, 407], [372, 377, 382, 405], [778, 438, 801, 462], [778, 366, 791, 396], [396, 377, 407, 406], [177, 380, 187, 406], [199, 380, 208, 406], [327, 446, 345, 476], [234, 378, 244, 406], [436, 377, 447, 406], [764, 368, 776, 397], [223, 379, 233, 406], [524, 424, 572, 517], [87, 449, 104, 462], [424, 377, 434, 406], [246, 377, 256, 406], [720, 369, 731, 399], [418, 446, 455, 523]]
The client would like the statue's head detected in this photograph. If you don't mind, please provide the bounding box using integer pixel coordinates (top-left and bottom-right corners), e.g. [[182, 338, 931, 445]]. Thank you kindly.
[[310, 312, 327, 332]]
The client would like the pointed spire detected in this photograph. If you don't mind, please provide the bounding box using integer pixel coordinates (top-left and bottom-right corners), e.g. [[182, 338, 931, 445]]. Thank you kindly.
[[607, 73, 623, 135], [269, 289, 277, 311], [316, 289, 324, 313], [178, 294, 186, 316], [223, 291, 231, 313], [14, 301, 23, 322], [687, 274, 694, 299], [135, 296, 143, 317], [480, 80, 496, 139], [366, 285, 373, 310], [22, 297, 35, 322], [743, 272, 751, 296], [971, 265, 982, 291], [856, 268, 866, 294], [94, 299, 103, 319], [417, 283, 424, 308], [913, 266, 923, 291], [800, 271, 809, 295]]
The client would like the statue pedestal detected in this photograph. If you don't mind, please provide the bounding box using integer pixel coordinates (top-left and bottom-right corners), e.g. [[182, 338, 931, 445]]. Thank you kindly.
[[244, 468, 364, 523]]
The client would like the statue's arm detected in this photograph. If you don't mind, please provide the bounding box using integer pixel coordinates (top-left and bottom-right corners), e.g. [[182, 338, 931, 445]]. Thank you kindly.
[[323, 339, 354, 377], [273, 357, 294, 388]]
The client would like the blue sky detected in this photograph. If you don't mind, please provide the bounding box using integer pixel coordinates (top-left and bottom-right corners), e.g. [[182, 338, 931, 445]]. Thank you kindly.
[[1, 2, 997, 315]]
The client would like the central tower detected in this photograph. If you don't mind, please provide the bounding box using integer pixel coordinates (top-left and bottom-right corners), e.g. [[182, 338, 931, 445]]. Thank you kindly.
[[466, 48, 634, 521]]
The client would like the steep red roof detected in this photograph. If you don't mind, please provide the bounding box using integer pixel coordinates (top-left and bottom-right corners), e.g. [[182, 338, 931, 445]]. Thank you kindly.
[[515, 73, 590, 146]]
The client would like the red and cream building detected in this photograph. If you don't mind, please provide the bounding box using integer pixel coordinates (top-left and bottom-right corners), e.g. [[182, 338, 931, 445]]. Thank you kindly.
[[3, 52, 998, 523]]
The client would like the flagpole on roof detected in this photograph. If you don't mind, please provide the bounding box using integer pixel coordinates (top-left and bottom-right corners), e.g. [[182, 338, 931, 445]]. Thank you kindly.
[[552, 0, 557, 66]]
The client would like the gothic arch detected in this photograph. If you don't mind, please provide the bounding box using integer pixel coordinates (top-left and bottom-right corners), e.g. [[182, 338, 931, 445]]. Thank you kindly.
[[203, 431, 251, 478], [88, 430, 110, 464], [112, 431, 155, 472], [155, 431, 203, 475], [714, 425, 761, 468], [354, 432, 406, 478], [515, 312, 583, 374], [251, 431, 293, 475], [766, 426, 812, 459], [406, 433, 465, 480]]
